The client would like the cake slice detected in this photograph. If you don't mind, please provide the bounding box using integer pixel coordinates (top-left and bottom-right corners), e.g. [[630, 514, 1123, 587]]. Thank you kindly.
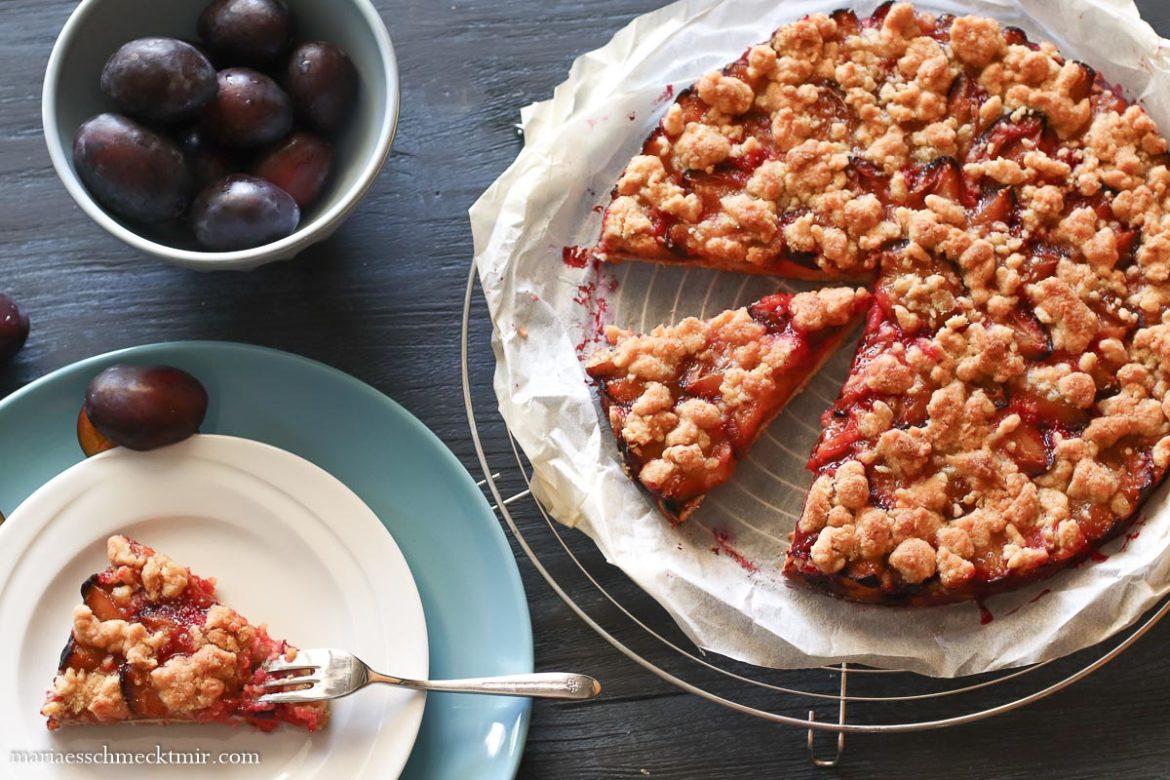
[[586, 287, 870, 522], [41, 535, 328, 731]]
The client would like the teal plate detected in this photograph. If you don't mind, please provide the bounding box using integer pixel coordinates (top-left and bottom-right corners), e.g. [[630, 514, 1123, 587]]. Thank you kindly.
[[0, 341, 532, 779]]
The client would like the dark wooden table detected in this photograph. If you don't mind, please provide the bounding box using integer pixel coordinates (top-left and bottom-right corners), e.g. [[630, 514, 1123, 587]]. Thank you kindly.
[[4, 1, 1170, 777]]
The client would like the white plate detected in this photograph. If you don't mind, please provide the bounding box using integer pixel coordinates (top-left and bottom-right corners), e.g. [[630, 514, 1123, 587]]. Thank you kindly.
[[0, 434, 428, 779]]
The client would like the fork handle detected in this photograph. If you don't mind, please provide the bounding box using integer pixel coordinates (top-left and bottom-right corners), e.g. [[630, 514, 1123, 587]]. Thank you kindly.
[[368, 671, 601, 700]]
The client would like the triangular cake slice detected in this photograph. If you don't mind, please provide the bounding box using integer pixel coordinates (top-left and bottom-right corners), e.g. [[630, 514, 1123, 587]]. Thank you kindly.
[[586, 287, 870, 522], [42, 535, 328, 732]]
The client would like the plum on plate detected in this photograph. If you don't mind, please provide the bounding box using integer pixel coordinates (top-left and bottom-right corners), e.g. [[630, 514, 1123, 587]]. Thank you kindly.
[[100, 38, 217, 123], [190, 174, 300, 250], [202, 68, 293, 147], [0, 294, 29, 363], [253, 132, 332, 209], [73, 113, 192, 222], [84, 364, 208, 451], [284, 42, 358, 133], [198, 0, 293, 67]]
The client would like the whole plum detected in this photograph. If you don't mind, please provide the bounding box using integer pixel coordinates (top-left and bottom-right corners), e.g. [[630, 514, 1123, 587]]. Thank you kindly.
[[84, 364, 208, 451], [100, 38, 217, 123], [73, 114, 192, 222], [284, 42, 357, 133], [253, 132, 332, 209], [202, 68, 293, 147], [198, 0, 293, 67], [0, 294, 29, 363], [190, 174, 300, 251]]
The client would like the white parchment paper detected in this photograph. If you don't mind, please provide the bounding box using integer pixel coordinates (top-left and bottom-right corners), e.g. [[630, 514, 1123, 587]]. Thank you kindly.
[[471, 0, 1170, 677]]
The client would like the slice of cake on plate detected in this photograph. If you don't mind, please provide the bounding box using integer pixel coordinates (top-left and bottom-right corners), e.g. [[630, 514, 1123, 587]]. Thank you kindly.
[[42, 535, 328, 731]]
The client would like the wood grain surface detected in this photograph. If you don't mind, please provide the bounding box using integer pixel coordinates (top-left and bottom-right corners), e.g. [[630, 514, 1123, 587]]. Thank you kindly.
[[3, 1, 1170, 777]]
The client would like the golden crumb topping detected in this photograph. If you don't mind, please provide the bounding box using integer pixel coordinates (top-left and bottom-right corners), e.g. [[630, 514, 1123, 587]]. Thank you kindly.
[[202, 604, 258, 657], [107, 534, 190, 602], [151, 645, 239, 714], [40, 669, 130, 724], [790, 287, 869, 331]]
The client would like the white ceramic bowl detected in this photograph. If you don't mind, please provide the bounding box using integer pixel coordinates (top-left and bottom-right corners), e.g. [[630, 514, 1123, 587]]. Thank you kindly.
[[42, 0, 399, 271]]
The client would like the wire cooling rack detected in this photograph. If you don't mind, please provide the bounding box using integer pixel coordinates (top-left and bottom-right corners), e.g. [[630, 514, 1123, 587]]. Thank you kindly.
[[460, 260, 1170, 766]]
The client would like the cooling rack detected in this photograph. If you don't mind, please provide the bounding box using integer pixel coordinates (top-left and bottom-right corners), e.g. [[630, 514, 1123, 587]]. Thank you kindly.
[[460, 260, 1170, 767]]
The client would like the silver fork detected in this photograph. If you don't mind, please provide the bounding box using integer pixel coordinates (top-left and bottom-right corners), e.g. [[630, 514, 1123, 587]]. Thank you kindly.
[[257, 648, 601, 704]]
